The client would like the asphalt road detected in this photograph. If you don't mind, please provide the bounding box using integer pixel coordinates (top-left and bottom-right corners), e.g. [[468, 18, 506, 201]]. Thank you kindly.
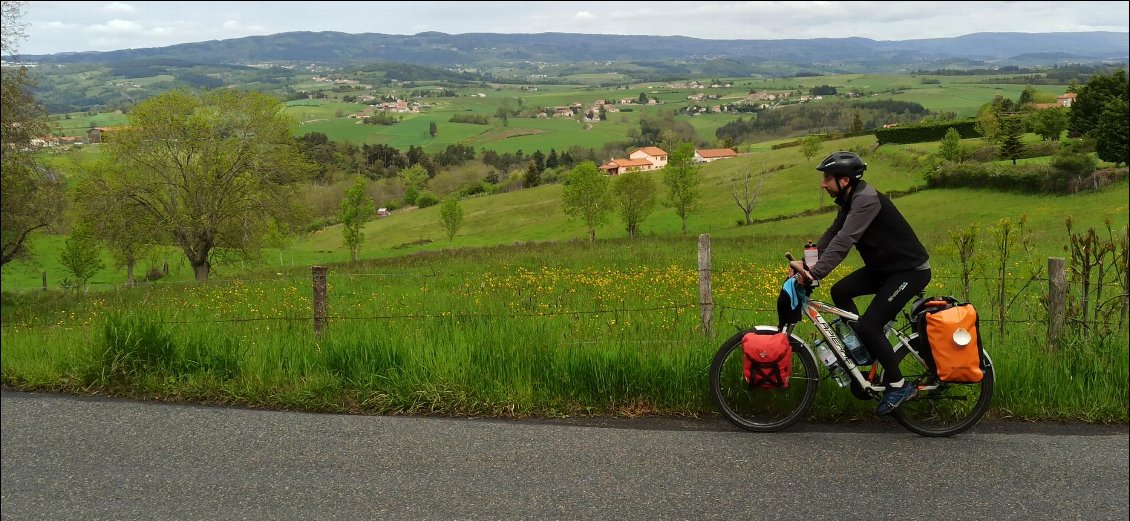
[[2, 390, 1127, 520]]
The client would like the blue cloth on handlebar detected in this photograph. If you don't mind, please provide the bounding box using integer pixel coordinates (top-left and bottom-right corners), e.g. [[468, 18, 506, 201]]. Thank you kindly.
[[782, 276, 808, 310]]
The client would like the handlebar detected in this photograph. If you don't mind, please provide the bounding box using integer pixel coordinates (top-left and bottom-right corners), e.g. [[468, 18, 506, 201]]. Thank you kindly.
[[785, 252, 819, 288]]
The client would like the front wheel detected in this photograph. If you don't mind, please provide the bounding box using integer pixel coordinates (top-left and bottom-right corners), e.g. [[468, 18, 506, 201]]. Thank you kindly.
[[890, 333, 995, 437], [709, 326, 819, 432]]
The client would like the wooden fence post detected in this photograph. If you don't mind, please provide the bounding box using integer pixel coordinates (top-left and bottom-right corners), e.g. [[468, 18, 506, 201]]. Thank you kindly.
[[312, 265, 327, 335], [42, 271, 47, 291], [1047, 257, 1066, 350], [698, 234, 713, 337]]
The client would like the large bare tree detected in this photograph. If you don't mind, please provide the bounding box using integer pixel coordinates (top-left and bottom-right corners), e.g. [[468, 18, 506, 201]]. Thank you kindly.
[[729, 166, 765, 226]]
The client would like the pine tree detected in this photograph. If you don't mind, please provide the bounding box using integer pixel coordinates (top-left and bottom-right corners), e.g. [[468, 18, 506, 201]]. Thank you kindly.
[[999, 117, 1024, 165]]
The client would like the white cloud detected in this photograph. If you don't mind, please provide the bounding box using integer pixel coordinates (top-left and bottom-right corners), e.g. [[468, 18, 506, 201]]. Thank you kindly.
[[85, 19, 144, 35], [38, 21, 80, 31], [222, 20, 266, 32], [575, 11, 595, 20], [103, 2, 136, 14]]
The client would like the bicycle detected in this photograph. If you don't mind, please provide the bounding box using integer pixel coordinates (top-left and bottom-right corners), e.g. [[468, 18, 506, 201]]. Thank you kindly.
[[708, 253, 995, 437]]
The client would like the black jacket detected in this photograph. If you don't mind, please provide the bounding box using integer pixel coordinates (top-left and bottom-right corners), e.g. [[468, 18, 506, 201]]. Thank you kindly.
[[810, 181, 929, 279]]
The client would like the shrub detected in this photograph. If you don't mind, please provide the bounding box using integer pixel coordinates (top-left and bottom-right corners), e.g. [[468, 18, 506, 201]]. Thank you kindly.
[[416, 190, 440, 208], [144, 267, 164, 282]]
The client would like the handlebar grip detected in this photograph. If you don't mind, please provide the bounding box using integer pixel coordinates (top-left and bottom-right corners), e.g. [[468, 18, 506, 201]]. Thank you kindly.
[[785, 252, 796, 262]]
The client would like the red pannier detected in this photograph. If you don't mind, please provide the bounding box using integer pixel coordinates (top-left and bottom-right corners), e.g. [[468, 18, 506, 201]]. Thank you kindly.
[[742, 332, 793, 389]]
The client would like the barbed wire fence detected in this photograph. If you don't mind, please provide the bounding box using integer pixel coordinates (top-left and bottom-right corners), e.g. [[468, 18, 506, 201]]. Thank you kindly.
[[5, 240, 1126, 355]]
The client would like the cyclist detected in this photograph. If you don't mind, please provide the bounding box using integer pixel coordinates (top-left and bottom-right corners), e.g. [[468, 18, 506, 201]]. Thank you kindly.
[[789, 151, 931, 416]]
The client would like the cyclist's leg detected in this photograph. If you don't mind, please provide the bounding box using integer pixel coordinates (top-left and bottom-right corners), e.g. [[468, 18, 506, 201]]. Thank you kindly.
[[857, 268, 932, 383], [828, 267, 882, 315]]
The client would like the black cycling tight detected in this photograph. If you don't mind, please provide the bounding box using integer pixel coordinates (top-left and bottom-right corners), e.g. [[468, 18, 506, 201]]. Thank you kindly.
[[830, 266, 932, 383]]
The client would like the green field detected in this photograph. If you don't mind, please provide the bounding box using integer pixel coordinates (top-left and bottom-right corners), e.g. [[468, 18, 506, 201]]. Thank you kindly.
[[46, 72, 1078, 156], [3, 124, 1127, 422]]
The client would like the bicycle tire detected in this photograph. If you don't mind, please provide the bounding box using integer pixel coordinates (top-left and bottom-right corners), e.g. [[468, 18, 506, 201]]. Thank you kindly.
[[709, 326, 819, 432], [890, 333, 995, 437]]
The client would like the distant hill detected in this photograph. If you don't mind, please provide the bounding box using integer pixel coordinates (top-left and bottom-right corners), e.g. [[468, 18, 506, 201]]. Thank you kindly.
[[14, 31, 1129, 71]]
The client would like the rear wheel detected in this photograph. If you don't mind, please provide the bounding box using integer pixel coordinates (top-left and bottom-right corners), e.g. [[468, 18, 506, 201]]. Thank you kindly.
[[890, 333, 994, 437], [709, 326, 819, 432]]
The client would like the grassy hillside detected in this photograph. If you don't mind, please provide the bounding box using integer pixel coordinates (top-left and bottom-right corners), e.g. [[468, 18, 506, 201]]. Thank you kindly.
[[4, 132, 1126, 422], [6, 132, 1124, 293], [39, 72, 1076, 154]]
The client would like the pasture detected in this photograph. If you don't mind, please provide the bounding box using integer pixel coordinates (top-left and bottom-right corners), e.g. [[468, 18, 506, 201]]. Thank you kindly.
[[3, 120, 1127, 421]]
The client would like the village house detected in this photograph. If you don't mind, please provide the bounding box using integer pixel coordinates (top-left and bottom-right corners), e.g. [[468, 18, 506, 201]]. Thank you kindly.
[[694, 148, 738, 163], [1030, 91, 1078, 111], [597, 157, 655, 175], [30, 135, 83, 148], [86, 126, 127, 144], [598, 146, 669, 175], [630, 147, 668, 168]]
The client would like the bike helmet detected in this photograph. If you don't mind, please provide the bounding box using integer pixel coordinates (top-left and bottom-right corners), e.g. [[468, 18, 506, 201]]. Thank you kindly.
[[816, 151, 866, 181]]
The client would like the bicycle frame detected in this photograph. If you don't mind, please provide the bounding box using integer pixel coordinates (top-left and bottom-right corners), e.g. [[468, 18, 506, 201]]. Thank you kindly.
[[784, 297, 924, 394]]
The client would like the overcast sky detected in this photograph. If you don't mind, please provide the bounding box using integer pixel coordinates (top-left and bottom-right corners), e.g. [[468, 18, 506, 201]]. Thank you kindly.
[[12, 1, 1130, 56]]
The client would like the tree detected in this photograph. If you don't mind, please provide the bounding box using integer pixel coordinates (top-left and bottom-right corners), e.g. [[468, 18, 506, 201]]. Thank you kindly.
[[729, 166, 766, 225], [561, 162, 611, 243], [546, 149, 559, 169], [1018, 85, 1037, 105], [531, 150, 546, 172], [429, 121, 438, 138], [999, 117, 1024, 165], [850, 112, 863, 132], [975, 95, 1016, 144], [100, 89, 314, 281], [72, 162, 157, 286], [1068, 68, 1128, 137], [939, 127, 962, 162], [638, 92, 649, 104], [1026, 107, 1069, 141], [495, 104, 510, 126], [1094, 97, 1129, 166], [439, 197, 464, 241], [57, 229, 104, 290], [662, 143, 702, 235], [611, 170, 657, 238], [522, 162, 540, 188], [1, 0, 66, 266], [400, 164, 429, 206], [339, 177, 374, 261], [975, 103, 1002, 144], [800, 135, 823, 161]]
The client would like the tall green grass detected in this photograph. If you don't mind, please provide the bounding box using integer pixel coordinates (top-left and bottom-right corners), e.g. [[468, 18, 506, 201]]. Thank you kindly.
[[3, 235, 1127, 422]]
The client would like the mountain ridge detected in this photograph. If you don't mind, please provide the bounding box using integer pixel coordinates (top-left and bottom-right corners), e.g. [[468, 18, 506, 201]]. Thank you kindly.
[[13, 31, 1128, 71]]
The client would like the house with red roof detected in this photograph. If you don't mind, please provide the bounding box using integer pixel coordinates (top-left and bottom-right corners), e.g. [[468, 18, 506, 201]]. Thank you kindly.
[[598, 147, 669, 175], [694, 148, 738, 163]]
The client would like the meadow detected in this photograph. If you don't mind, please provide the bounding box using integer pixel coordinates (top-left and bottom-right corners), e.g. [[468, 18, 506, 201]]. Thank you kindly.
[[6, 70, 1125, 423], [40, 71, 1068, 156], [3, 131, 1127, 422], [3, 226, 1126, 422], [277, 75, 1063, 152]]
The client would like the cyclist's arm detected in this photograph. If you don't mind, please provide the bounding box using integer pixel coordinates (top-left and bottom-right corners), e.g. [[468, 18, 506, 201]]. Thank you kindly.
[[809, 192, 880, 280]]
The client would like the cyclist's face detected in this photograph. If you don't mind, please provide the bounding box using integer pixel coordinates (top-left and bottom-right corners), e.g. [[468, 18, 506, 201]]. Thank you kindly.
[[821, 174, 843, 197]]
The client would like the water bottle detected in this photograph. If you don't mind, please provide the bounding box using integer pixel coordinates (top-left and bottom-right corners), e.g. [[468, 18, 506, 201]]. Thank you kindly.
[[803, 241, 819, 269], [812, 339, 850, 387], [833, 318, 873, 365]]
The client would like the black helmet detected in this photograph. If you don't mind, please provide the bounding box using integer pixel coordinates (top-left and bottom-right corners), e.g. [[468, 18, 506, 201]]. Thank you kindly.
[[817, 151, 866, 181]]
